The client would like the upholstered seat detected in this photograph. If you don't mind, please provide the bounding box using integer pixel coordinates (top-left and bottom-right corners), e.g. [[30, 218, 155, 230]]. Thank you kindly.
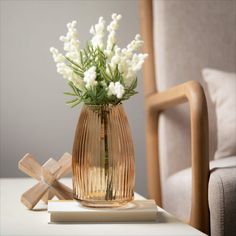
[[165, 156, 236, 235]]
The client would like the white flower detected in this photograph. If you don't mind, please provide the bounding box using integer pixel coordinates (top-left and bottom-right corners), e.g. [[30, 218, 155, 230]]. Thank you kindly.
[[115, 82, 125, 99], [105, 31, 148, 86], [126, 34, 144, 53], [90, 17, 106, 49], [59, 20, 81, 64], [83, 66, 97, 89], [131, 53, 148, 71], [56, 62, 73, 79], [108, 81, 125, 99], [119, 53, 147, 87], [108, 82, 115, 96], [110, 47, 121, 67], [50, 47, 65, 63], [105, 33, 148, 88], [105, 13, 122, 58]]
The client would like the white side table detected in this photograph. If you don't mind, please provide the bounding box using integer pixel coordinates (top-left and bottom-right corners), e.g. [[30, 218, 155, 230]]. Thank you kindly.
[[0, 178, 206, 236]]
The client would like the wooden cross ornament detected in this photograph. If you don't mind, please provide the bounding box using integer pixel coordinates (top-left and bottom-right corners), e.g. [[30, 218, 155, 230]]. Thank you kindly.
[[18, 152, 73, 210]]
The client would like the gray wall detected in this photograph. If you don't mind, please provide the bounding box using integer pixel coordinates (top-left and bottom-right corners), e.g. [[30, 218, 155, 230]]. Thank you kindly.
[[0, 0, 147, 196]]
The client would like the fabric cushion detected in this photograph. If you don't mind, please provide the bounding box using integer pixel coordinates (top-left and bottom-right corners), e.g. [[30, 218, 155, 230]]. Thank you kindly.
[[203, 69, 236, 159], [209, 166, 236, 236], [163, 156, 236, 236]]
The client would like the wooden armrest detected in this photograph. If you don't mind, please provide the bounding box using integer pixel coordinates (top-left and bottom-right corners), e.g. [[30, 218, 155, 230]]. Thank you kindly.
[[145, 80, 209, 234], [146, 80, 205, 112]]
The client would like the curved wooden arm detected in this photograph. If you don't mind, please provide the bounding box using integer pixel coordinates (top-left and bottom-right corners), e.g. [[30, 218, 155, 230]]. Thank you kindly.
[[146, 80, 209, 234]]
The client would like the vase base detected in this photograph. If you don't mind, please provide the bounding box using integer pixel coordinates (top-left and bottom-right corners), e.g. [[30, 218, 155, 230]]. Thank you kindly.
[[74, 197, 134, 208]]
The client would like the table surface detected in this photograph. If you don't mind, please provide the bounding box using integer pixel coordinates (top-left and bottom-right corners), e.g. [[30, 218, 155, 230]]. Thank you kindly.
[[0, 178, 206, 236]]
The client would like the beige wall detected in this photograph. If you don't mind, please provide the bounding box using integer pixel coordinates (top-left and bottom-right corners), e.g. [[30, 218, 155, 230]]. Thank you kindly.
[[0, 0, 147, 196]]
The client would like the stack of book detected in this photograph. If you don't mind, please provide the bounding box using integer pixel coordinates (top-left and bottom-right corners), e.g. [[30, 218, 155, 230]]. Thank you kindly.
[[48, 200, 157, 223]]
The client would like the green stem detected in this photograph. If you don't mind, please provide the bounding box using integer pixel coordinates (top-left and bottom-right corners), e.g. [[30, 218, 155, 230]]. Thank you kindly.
[[102, 107, 113, 200]]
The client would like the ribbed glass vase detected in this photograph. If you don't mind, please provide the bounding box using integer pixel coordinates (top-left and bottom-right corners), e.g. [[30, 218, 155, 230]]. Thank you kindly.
[[72, 104, 135, 207]]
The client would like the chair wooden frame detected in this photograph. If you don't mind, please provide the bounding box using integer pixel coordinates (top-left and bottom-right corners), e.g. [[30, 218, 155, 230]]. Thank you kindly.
[[139, 0, 209, 234]]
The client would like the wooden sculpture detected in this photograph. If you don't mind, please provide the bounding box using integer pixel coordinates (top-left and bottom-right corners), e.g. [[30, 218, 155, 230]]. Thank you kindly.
[[18, 152, 73, 210]]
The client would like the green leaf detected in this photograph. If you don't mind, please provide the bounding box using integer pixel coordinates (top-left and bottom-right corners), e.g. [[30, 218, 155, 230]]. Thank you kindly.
[[111, 43, 115, 52], [70, 99, 82, 108], [66, 98, 78, 104], [100, 67, 111, 81], [68, 81, 80, 96], [80, 51, 84, 66], [72, 69, 84, 77], [108, 64, 114, 78], [87, 89, 96, 99], [97, 88, 107, 101], [129, 77, 138, 90], [83, 48, 89, 59], [64, 92, 77, 96], [70, 65, 83, 73], [65, 57, 83, 71]]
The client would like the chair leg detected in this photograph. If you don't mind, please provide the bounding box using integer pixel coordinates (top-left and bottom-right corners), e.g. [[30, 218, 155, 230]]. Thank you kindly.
[[145, 108, 162, 206], [188, 84, 210, 234]]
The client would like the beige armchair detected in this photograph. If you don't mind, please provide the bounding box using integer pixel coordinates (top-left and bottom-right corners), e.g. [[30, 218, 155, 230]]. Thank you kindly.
[[140, 0, 236, 235]]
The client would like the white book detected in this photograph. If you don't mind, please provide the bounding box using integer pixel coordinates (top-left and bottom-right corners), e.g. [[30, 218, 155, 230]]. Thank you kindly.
[[48, 200, 157, 223]]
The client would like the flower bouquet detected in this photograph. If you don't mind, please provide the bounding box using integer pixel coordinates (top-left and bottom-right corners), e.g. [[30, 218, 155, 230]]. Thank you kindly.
[[50, 13, 147, 107], [50, 13, 147, 207]]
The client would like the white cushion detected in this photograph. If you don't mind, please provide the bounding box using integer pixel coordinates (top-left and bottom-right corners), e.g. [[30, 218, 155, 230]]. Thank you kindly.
[[203, 69, 236, 159]]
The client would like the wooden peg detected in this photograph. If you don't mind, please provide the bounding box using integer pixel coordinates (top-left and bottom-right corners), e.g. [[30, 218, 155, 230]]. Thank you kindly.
[[18, 153, 42, 180], [42, 191, 54, 204], [56, 153, 72, 178], [19, 153, 73, 210], [43, 158, 61, 176], [42, 155, 71, 203], [41, 158, 62, 203], [51, 180, 73, 200], [21, 182, 49, 209]]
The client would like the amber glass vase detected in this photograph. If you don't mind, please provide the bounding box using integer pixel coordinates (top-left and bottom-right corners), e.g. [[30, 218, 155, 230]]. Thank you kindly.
[[72, 104, 135, 207]]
